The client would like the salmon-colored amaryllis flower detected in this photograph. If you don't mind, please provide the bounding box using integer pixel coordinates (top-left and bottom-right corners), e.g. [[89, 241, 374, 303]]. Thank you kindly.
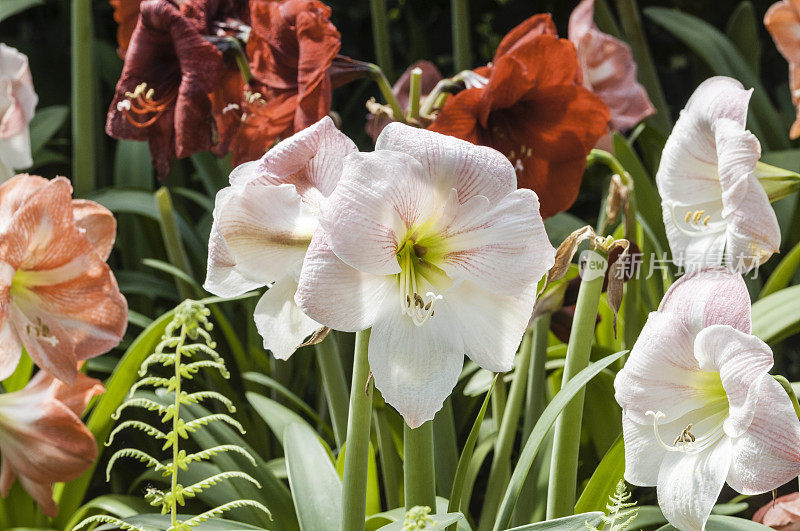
[[656, 77, 780, 272], [429, 15, 609, 219], [0, 370, 103, 517], [0, 44, 37, 182], [0, 175, 127, 384], [296, 124, 556, 427], [109, 0, 143, 56], [106, 0, 224, 179], [205, 117, 356, 359], [765, 0, 800, 139], [754, 492, 800, 529], [568, 0, 654, 132], [615, 268, 800, 531]]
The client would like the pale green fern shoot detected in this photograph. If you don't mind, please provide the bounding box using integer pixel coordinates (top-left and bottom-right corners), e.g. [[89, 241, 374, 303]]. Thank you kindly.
[[586, 480, 638, 531], [74, 300, 270, 531]]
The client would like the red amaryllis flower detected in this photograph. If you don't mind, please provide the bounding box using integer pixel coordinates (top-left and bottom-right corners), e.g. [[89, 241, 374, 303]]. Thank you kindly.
[[754, 492, 800, 530], [219, 0, 341, 165], [106, 0, 224, 178], [0, 370, 103, 517], [429, 15, 610, 219], [0, 175, 127, 384]]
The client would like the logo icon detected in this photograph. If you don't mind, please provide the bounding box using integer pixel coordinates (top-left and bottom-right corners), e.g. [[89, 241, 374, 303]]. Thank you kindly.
[[579, 249, 607, 281]]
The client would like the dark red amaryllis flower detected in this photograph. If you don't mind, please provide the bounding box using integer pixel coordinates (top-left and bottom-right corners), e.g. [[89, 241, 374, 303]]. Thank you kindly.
[[218, 0, 342, 165], [429, 14, 610, 219], [106, 0, 224, 179]]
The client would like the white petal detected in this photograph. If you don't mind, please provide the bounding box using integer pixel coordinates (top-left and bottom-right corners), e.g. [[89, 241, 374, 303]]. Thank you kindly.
[[375, 122, 516, 203], [445, 280, 535, 372], [727, 373, 800, 494], [0, 317, 21, 381], [0, 129, 32, 170], [295, 230, 393, 332], [693, 325, 772, 438], [658, 268, 751, 336], [657, 437, 733, 531], [253, 276, 321, 360], [212, 183, 315, 285], [662, 200, 726, 269], [433, 188, 555, 295], [228, 160, 261, 187], [320, 150, 434, 276], [621, 412, 664, 487], [204, 226, 265, 298], [723, 177, 781, 272], [369, 297, 465, 428]]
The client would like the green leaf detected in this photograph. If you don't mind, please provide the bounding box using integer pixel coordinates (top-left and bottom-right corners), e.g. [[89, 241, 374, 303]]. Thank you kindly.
[[0, 0, 42, 23], [655, 514, 770, 530], [752, 284, 800, 343], [64, 495, 152, 531], [114, 141, 154, 190], [574, 435, 625, 514], [100, 513, 268, 530], [492, 350, 628, 531], [759, 237, 800, 298], [506, 512, 604, 530], [377, 513, 465, 530], [247, 392, 317, 443], [631, 503, 749, 529], [284, 423, 342, 531], [28, 106, 68, 155], [644, 7, 788, 151], [725, 2, 761, 77]]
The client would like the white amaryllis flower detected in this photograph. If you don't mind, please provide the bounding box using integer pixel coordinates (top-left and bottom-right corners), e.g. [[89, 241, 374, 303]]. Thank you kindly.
[[295, 123, 555, 427], [615, 268, 800, 531], [0, 44, 37, 181], [204, 116, 357, 359], [656, 77, 780, 272]]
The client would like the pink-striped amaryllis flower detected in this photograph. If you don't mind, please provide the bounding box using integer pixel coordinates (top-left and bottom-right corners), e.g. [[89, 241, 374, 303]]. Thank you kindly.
[[568, 0, 654, 133], [204, 116, 357, 359], [615, 268, 800, 531], [0, 174, 128, 384], [0, 369, 103, 517], [0, 44, 37, 181], [295, 123, 556, 427], [656, 77, 780, 273]]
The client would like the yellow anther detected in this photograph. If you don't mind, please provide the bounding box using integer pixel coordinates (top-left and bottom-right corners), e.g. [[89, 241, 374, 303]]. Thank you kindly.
[[703, 215, 710, 226]]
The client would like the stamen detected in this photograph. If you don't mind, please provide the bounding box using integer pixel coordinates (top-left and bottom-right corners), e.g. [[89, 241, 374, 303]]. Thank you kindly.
[[645, 410, 725, 455], [119, 82, 177, 129]]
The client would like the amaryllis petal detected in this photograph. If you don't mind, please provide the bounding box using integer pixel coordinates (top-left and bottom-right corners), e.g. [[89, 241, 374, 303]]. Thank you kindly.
[[0, 173, 47, 232], [375, 122, 516, 203], [658, 268, 751, 335], [493, 13, 557, 59], [727, 373, 800, 495], [320, 150, 433, 276], [0, 44, 37, 140], [766, 0, 800, 139], [0, 316, 21, 381], [621, 412, 663, 486], [723, 175, 781, 271], [71, 199, 117, 261], [204, 226, 265, 298], [368, 295, 465, 428], [253, 275, 320, 360], [109, 0, 144, 55], [656, 438, 733, 531]]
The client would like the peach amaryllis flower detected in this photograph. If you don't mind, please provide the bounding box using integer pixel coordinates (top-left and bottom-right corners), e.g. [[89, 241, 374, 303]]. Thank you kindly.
[[615, 268, 800, 531], [656, 77, 780, 273], [295, 124, 556, 427], [0, 174, 127, 384], [205, 116, 356, 359], [0, 44, 37, 182], [753, 492, 800, 529], [428, 15, 610, 219], [0, 370, 103, 517], [568, 0, 654, 132], [765, 0, 800, 139]]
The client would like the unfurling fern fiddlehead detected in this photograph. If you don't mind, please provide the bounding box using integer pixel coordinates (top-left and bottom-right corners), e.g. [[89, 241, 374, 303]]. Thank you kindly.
[[74, 300, 271, 531]]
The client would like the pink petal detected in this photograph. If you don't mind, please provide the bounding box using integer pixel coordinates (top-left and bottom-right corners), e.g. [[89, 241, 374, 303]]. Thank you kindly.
[[0, 44, 37, 140], [375, 123, 517, 203], [320, 150, 434, 276], [727, 373, 800, 494], [71, 199, 117, 261], [0, 173, 47, 232], [658, 268, 751, 336]]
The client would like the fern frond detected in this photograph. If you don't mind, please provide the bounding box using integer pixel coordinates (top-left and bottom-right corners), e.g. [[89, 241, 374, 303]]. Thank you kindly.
[[139, 353, 176, 374], [180, 343, 225, 364], [112, 397, 168, 419], [106, 448, 164, 480], [180, 360, 229, 379], [72, 514, 146, 531], [106, 420, 167, 445], [130, 376, 173, 394], [181, 391, 235, 412], [181, 500, 272, 528], [180, 445, 257, 468], [181, 414, 244, 435], [595, 480, 639, 531], [179, 471, 261, 498]]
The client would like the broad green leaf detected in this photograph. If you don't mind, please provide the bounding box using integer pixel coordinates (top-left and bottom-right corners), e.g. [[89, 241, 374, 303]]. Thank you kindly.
[[759, 238, 800, 298], [244, 372, 332, 435], [247, 392, 317, 443], [632, 503, 749, 530], [574, 435, 624, 514], [507, 512, 604, 530], [28, 106, 68, 155], [367, 498, 472, 531], [284, 423, 342, 531], [377, 513, 464, 530], [725, 2, 761, 76], [544, 212, 586, 248], [492, 350, 628, 531], [752, 284, 800, 343], [114, 141, 153, 190], [655, 514, 770, 530], [0, 0, 42, 23], [98, 513, 268, 530], [116, 270, 179, 301], [64, 495, 152, 531], [644, 7, 788, 151]]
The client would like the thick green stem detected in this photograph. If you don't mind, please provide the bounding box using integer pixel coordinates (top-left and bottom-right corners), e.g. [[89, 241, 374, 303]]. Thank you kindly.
[[369, 0, 393, 78], [315, 337, 349, 448], [375, 408, 401, 509], [478, 331, 533, 531], [71, 0, 95, 196], [341, 330, 374, 531], [451, 0, 471, 71], [404, 421, 436, 511], [546, 271, 606, 518], [408, 67, 422, 121], [155, 187, 195, 300], [370, 66, 405, 123]]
